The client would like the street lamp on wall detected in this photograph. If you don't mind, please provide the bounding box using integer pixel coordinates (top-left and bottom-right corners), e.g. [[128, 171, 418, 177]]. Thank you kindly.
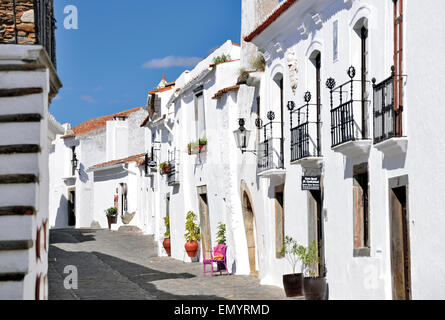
[[233, 118, 255, 154], [71, 152, 79, 176]]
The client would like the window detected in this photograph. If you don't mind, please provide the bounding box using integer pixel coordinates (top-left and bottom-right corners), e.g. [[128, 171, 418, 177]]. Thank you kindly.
[[333, 20, 338, 61], [353, 163, 370, 256], [194, 91, 206, 141]]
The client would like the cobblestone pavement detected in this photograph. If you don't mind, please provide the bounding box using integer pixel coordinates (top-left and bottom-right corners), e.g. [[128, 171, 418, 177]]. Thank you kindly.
[[48, 229, 292, 300]]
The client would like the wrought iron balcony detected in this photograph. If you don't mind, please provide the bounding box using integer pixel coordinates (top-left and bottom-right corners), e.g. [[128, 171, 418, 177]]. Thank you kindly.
[[326, 66, 371, 156], [288, 92, 322, 163], [166, 150, 180, 186], [372, 67, 403, 144], [256, 112, 284, 175]]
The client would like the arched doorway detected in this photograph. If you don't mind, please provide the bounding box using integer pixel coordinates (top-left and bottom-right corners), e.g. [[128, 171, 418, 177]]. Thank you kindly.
[[241, 182, 257, 276]]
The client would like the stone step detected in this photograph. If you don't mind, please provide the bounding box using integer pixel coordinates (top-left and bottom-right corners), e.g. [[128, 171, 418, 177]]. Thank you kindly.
[[0, 94, 44, 115], [0, 122, 41, 145], [0, 68, 47, 90], [0, 153, 39, 175], [0, 183, 37, 207], [0, 279, 26, 300], [0, 144, 41, 155], [0, 215, 34, 241], [0, 88, 43, 98], [117, 226, 143, 233]]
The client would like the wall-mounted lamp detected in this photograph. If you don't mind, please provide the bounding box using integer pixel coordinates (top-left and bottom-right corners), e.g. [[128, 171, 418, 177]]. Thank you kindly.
[[233, 118, 256, 154]]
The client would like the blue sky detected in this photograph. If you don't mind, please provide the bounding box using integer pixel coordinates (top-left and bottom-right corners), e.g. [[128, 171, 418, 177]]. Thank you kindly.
[[51, 1, 241, 127]]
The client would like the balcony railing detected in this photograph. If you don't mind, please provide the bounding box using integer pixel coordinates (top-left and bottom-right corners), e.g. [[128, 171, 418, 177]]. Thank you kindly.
[[289, 92, 322, 162], [327, 66, 370, 148], [372, 67, 403, 144], [166, 150, 180, 186], [256, 112, 284, 174], [34, 0, 57, 67]]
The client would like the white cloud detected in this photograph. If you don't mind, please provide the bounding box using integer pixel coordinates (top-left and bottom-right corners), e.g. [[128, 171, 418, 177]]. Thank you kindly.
[[142, 56, 202, 69], [80, 95, 98, 104]]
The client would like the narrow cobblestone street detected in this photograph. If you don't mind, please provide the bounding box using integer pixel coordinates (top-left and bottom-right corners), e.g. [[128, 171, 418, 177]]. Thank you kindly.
[[48, 229, 289, 300]]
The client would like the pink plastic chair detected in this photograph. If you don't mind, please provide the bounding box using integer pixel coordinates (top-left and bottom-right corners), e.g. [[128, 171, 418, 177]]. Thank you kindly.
[[203, 244, 229, 277]]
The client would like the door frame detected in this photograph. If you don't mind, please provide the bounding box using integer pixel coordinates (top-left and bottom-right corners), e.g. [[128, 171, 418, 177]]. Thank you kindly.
[[388, 175, 411, 300], [197, 186, 211, 260], [240, 181, 258, 275]]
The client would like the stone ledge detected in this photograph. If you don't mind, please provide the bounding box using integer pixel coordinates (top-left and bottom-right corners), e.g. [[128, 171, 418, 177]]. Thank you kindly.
[[0, 174, 39, 184], [0, 113, 42, 123], [0, 273, 26, 282], [0, 206, 36, 216], [0, 240, 33, 251], [0, 144, 41, 154], [0, 64, 46, 72], [0, 87, 43, 97]]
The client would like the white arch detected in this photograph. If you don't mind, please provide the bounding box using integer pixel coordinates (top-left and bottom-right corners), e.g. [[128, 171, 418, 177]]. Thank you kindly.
[[349, 5, 372, 29]]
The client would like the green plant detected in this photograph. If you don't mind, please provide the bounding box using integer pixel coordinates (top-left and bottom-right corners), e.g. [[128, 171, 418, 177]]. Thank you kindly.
[[199, 137, 207, 146], [216, 222, 226, 245], [280, 236, 305, 274], [184, 211, 201, 242], [187, 141, 199, 154], [250, 53, 266, 71], [238, 67, 247, 76], [300, 241, 320, 278], [164, 215, 170, 238], [213, 54, 231, 65], [105, 207, 117, 218]]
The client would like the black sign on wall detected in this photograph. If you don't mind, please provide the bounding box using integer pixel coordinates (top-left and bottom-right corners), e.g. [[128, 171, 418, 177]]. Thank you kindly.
[[302, 176, 321, 191]]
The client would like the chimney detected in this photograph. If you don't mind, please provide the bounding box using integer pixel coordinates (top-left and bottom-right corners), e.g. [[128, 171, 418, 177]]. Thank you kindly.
[[241, 0, 278, 69]]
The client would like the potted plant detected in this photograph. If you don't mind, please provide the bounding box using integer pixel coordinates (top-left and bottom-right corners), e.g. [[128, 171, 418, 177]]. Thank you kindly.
[[301, 241, 327, 300], [280, 236, 305, 297], [184, 211, 201, 258], [216, 222, 226, 245], [159, 162, 171, 175], [187, 142, 199, 155], [105, 207, 117, 230], [198, 137, 207, 153], [163, 215, 171, 256]]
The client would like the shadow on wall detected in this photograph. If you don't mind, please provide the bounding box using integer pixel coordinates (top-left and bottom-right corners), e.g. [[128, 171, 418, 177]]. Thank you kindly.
[[54, 194, 69, 229], [78, 163, 89, 183], [48, 246, 227, 300]]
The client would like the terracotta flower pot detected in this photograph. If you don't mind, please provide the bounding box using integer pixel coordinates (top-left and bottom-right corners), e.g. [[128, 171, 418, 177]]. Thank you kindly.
[[303, 277, 327, 300], [163, 237, 171, 256], [184, 241, 199, 258], [199, 145, 206, 153], [283, 273, 303, 297], [107, 216, 117, 230]]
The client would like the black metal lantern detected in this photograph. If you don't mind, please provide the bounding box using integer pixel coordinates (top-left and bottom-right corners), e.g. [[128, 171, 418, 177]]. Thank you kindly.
[[233, 118, 252, 151], [71, 152, 78, 175]]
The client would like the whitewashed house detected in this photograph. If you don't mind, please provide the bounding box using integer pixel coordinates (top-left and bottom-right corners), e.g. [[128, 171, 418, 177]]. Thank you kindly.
[[141, 41, 243, 262], [238, 0, 445, 299], [49, 107, 150, 232], [0, 0, 62, 299]]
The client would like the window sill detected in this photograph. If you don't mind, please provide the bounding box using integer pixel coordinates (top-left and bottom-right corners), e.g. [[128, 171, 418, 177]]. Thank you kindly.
[[353, 247, 371, 258]]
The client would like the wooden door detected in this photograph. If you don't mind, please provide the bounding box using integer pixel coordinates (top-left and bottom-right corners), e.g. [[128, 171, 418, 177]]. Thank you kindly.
[[308, 190, 324, 277], [198, 191, 211, 259], [68, 190, 76, 227], [243, 192, 257, 275], [275, 185, 285, 258], [390, 186, 411, 300]]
